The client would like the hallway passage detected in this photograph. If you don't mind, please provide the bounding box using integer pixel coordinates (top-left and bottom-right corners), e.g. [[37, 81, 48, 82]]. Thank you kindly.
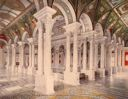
[[0, 71, 128, 99]]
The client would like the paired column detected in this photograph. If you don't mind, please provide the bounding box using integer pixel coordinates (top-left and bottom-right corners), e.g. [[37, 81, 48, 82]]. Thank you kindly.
[[64, 22, 81, 85], [118, 45, 123, 72], [34, 6, 56, 94], [0, 48, 4, 69], [73, 32, 78, 73]]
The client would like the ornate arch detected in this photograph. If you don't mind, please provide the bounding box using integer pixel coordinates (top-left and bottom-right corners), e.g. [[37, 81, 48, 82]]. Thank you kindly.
[[53, 0, 76, 25], [0, 39, 7, 45], [79, 13, 93, 32]]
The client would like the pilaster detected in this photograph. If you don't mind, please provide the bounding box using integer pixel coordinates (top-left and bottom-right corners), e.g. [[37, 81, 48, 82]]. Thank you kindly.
[[63, 22, 81, 85]]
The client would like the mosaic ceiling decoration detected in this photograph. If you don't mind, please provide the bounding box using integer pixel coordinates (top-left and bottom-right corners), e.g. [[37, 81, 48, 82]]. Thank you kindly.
[[0, 0, 128, 46], [0, 0, 33, 41]]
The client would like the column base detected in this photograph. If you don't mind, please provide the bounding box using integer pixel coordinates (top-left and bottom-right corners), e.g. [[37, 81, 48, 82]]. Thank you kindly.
[[64, 71, 80, 85], [109, 67, 113, 76], [86, 70, 95, 81], [99, 68, 105, 77], [34, 74, 54, 95], [81, 69, 87, 74]]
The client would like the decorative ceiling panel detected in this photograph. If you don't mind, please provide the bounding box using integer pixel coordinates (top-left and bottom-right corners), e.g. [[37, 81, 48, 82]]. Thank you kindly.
[[0, 0, 32, 35]]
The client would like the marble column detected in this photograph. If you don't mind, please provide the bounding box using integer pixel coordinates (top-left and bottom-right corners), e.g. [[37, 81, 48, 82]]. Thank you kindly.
[[100, 42, 105, 77], [88, 39, 95, 80], [18, 42, 24, 77], [78, 47, 81, 70], [63, 22, 81, 85], [34, 6, 56, 94], [94, 43, 98, 70], [11, 44, 16, 76], [118, 45, 122, 72], [27, 38, 34, 75], [115, 45, 118, 73], [6, 45, 12, 80], [64, 32, 71, 82], [82, 39, 87, 73], [0, 48, 4, 69]]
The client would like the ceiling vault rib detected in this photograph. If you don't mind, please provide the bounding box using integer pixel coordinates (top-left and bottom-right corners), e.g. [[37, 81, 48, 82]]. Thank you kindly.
[[92, 0, 101, 25], [79, 0, 95, 18]]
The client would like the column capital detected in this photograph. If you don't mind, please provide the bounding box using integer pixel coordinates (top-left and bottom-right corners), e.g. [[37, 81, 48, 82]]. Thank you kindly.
[[34, 6, 56, 21], [27, 38, 34, 44], [11, 44, 16, 48], [63, 22, 82, 34], [17, 41, 24, 46]]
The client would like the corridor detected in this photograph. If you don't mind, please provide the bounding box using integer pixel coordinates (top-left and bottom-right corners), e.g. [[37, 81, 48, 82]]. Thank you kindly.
[[0, 0, 128, 98]]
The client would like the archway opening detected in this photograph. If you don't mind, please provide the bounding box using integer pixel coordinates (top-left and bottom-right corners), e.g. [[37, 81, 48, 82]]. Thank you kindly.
[[79, 73, 88, 84]]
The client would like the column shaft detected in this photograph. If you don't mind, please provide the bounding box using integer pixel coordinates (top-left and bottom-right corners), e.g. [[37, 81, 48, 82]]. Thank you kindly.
[[100, 43, 105, 69], [18, 43, 24, 75], [11, 45, 16, 76], [89, 40, 94, 70], [94, 44, 98, 70], [73, 33, 78, 72], [82, 40, 87, 72], [37, 21, 44, 75], [65, 34, 70, 72]]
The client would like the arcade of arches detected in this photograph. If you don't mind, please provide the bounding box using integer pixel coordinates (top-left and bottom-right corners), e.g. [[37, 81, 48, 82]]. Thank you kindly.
[[0, 0, 128, 97]]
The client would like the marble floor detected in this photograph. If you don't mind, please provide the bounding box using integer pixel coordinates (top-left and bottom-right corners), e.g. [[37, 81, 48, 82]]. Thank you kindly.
[[0, 71, 128, 99]]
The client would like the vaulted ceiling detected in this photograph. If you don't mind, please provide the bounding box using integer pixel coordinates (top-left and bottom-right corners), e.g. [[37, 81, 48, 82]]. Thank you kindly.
[[0, 0, 128, 46]]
